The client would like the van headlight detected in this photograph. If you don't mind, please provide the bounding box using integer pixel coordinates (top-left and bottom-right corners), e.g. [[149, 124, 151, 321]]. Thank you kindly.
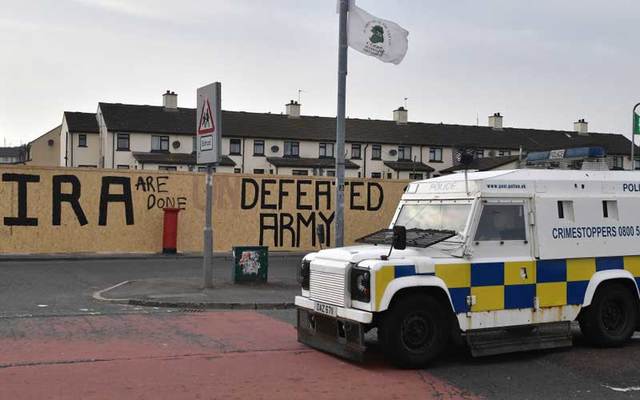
[[298, 259, 310, 290], [350, 267, 371, 303]]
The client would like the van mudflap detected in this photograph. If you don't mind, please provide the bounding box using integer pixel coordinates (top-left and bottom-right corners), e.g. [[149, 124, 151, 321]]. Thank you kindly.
[[466, 321, 573, 357], [297, 308, 366, 362]]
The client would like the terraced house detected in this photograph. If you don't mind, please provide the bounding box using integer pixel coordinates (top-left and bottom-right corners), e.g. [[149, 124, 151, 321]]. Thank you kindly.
[[34, 91, 638, 178]]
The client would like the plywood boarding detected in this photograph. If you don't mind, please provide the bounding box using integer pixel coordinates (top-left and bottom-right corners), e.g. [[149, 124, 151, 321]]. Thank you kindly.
[[0, 166, 408, 254]]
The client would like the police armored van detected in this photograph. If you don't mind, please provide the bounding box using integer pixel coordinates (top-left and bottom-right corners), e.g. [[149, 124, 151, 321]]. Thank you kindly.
[[295, 169, 640, 367]]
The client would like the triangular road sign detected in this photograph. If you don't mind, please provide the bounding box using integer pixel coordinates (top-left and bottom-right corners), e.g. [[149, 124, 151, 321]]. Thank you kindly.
[[198, 98, 215, 135]]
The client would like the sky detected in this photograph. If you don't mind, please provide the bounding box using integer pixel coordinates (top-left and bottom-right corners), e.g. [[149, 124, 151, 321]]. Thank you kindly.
[[1, 0, 639, 145]]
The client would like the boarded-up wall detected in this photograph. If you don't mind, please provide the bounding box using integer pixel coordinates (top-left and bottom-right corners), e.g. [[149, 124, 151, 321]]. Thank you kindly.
[[0, 166, 408, 254]]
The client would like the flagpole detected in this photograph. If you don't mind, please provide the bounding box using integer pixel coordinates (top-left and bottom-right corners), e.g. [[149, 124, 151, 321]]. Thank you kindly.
[[335, 0, 348, 247]]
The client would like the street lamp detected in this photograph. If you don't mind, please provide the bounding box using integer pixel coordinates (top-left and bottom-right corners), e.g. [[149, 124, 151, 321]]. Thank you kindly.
[[632, 103, 640, 170]]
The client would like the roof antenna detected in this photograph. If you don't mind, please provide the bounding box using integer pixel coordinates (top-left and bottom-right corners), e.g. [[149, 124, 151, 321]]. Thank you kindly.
[[298, 89, 305, 104], [403, 97, 408, 109], [457, 149, 474, 195], [476, 112, 479, 126]]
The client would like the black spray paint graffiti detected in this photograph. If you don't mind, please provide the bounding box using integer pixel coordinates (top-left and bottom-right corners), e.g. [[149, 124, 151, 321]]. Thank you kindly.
[[241, 178, 384, 248], [134, 176, 187, 210], [1, 173, 134, 226]]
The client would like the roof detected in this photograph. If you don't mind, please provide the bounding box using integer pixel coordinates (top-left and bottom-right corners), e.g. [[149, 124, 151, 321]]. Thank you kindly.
[[440, 155, 520, 174], [266, 157, 359, 169], [64, 112, 99, 133], [132, 152, 236, 167], [0, 146, 25, 158], [383, 160, 435, 172], [98, 102, 636, 155]]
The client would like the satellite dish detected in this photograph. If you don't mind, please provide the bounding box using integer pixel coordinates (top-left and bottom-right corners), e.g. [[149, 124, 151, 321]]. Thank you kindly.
[[172, 141, 180, 149], [271, 145, 280, 153], [389, 149, 398, 156]]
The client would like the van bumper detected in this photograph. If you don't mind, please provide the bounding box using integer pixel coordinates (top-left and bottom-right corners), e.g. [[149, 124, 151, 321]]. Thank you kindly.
[[295, 296, 373, 362]]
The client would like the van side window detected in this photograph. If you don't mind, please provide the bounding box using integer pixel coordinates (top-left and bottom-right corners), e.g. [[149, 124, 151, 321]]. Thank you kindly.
[[602, 200, 618, 220], [557, 200, 574, 221], [474, 204, 526, 241]]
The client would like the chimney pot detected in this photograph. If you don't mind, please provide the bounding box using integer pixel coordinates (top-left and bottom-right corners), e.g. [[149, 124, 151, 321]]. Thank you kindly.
[[488, 113, 503, 130], [574, 119, 588, 135], [393, 107, 408, 125], [286, 100, 301, 118], [162, 90, 178, 110]]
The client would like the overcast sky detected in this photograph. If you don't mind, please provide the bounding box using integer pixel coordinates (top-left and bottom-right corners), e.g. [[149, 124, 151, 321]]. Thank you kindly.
[[1, 0, 639, 145]]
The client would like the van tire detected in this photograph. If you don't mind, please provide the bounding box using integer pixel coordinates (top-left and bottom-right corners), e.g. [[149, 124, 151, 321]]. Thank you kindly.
[[579, 282, 638, 347], [378, 294, 449, 368]]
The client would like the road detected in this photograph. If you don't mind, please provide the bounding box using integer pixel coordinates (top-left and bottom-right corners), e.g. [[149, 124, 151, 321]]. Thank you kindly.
[[0, 258, 639, 399]]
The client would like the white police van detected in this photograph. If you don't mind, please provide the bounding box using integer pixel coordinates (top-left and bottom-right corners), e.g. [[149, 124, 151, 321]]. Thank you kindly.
[[295, 169, 640, 367]]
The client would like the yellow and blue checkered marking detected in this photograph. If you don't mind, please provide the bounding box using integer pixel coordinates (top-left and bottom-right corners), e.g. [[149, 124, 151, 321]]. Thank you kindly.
[[375, 264, 434, 309], [432, 256, 640, 314]]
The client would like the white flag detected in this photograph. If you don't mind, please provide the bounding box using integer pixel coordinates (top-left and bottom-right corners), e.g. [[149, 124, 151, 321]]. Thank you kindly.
[[347, 3, 409, 65]]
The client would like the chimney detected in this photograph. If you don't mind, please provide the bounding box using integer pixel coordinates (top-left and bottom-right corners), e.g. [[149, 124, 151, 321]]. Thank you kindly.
[[162, 90, 178, 110], [488, 112, 503, 130], [574, 118, 588, 135], [393, 107, 408, 125], [285, 100, 301, 118]]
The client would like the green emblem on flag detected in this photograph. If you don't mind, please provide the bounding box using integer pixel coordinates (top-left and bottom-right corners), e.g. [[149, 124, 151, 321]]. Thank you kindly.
[[370, 25, 384, 44], [634, 112, 640, 135]]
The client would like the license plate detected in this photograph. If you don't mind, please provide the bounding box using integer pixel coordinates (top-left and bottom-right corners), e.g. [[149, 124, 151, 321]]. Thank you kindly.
[[314, 301, 337, 317]]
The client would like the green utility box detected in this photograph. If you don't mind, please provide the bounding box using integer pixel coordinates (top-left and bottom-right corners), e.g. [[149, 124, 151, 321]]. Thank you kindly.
[[232, 246, 269, 283]]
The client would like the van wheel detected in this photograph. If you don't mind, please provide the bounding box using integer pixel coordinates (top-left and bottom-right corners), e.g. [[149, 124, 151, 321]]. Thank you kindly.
[[379, 294, 449, 368], [579, 282, 638, 347]]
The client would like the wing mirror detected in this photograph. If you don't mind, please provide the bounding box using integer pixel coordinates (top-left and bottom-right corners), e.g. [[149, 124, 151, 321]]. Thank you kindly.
[[392, 225, 407, 250], [383, 225, 407, 260]]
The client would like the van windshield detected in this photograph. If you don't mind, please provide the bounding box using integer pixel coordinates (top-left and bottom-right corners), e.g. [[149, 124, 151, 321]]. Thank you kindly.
[[394, 203, 471, 234]]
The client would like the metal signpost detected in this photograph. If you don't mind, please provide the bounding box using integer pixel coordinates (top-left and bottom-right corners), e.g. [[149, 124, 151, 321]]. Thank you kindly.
[[197, 82, 222, 288]]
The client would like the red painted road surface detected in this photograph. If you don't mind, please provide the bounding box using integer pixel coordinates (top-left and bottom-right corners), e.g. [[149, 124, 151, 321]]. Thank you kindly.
[[0, 311, 478, 400]]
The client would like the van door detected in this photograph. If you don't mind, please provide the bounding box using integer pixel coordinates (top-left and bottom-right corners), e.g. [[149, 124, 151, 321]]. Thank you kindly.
[[467, 199, 537, 328]]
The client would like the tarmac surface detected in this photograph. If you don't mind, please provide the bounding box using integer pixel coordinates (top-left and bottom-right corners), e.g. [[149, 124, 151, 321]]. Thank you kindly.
[[1, 256, 640, 399]]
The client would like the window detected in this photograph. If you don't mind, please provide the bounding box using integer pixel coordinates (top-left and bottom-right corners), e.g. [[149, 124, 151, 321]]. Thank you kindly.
[[351, 144, 361, 159], [635, 159, 640, 170], [612, 156, 623, 169], [151, 135, 169, 152], [253, 140, 265, 156], [371, 144, 381, 160], [117, 165, 129, 169], [253, 169, 265, 174], [116, 133, 129, 151], [319, 142, 334, 158], [292, 169, 308, 176], [326, 170, 336, 177], [159, 166, 177, 171], [602, 200, 618, 220], [79, 165, 97, 168], [234, 168, 241, 173], [371, 172, 382, 179], [557, 200, 574, 221], [396, 203, 471, 234], [475, 149, 484, 159], [230, 139, 241, 155], [474, 204, 526, 241], [398, 145, 412, 161], [78, 134, 87, 148], [387, 172, 393, 179], [409, 173, 424, 180], [498, 150, 511, 157], [284, 141, 300, 157], [429, 147, 443, 162]]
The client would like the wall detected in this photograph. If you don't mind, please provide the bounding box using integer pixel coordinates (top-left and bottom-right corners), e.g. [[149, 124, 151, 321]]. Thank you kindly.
[[0, 165, 408, 254], [26, 126, 61, 167]]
